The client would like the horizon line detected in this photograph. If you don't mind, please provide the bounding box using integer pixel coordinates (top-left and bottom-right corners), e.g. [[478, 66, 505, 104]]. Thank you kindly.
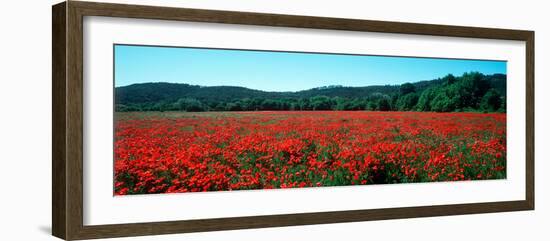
[[114, 72, 507, 93]]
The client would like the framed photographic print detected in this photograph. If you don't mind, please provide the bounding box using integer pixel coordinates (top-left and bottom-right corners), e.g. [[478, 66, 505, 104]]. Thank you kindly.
[[52, 1, 534, 240]]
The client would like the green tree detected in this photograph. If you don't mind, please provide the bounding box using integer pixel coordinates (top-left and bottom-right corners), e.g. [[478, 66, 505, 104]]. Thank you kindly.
[[366, 101, 377, 111], [457, 72, 490, 108], [396, 93, 419, 111], [333, 97, 349, 110], [499, 98, 507, 112], [114, 73, 506, 113], [480, 89, 502, 111], [173, 98, 206, 112], [430, 92, 455, 112], [226, 102, 243, 111], [416, 87, 436, 111], [310, 96, 333, 110], [349, 98, 367, 110], [377, 97, 391, 111], [400, 82, 416, 95], [442, 74, 457, 85], [298, 98, 312, 110]]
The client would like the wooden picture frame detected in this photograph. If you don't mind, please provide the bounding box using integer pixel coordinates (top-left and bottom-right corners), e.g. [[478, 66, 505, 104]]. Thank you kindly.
[[52, 1, 534, 240]]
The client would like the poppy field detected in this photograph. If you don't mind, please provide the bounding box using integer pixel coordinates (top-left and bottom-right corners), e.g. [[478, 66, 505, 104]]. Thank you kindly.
[[114, 111, 506, 195]]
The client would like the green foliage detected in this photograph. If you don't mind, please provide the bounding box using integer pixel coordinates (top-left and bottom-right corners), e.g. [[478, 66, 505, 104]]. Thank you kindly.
[[377, 97, 391, 111], [480, 89, 503, 112], [455, 72, 490, 109], [442, 74, 457, 85], [430, 91, 456, 112], [396, 93, 419, 111], [415, 87, 436, 111], [310, 96, 333, 110], [366, 100, 377, 111], [173, 98, 207, 112], [115, 73, 506, 113], [400, 82, 416, 95]]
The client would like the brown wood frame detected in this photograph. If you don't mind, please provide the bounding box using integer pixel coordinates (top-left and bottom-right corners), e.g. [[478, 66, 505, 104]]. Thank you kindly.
[[52, 1, 535, 240]]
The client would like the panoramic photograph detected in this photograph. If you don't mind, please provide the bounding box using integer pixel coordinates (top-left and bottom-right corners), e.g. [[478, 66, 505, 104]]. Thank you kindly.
[[113, 44, 507, 195]]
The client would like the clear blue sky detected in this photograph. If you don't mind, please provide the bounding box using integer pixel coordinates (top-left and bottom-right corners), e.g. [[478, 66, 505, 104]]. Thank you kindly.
[[114, 44, 506, 92]]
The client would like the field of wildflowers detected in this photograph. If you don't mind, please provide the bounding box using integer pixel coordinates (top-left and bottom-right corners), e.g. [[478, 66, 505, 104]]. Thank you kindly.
[[114, 111, 506, 195]]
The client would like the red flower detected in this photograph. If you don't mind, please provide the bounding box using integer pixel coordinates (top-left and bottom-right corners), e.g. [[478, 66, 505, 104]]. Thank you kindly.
[[113, 111, 506, 195]]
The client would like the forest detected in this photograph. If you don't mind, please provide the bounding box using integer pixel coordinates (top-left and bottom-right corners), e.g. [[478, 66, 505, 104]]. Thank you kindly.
[[115, 72, 506, 113]]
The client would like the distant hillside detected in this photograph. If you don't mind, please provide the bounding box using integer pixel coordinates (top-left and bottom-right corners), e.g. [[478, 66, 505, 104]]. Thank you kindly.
[[114, 79, 432, 103], [115, 72, 506, 113]]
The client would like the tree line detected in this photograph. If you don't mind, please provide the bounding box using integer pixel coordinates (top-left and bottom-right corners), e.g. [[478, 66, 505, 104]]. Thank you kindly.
[[116, 72, 505, 113]]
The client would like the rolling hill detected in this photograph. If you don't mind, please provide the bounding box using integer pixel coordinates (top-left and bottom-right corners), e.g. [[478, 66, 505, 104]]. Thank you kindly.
[[114, 73, 506, 112]]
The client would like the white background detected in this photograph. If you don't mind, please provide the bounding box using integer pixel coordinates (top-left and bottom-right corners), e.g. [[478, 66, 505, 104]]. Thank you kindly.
[[84, 16, 526, 225], [0, 0, 548, 240]]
